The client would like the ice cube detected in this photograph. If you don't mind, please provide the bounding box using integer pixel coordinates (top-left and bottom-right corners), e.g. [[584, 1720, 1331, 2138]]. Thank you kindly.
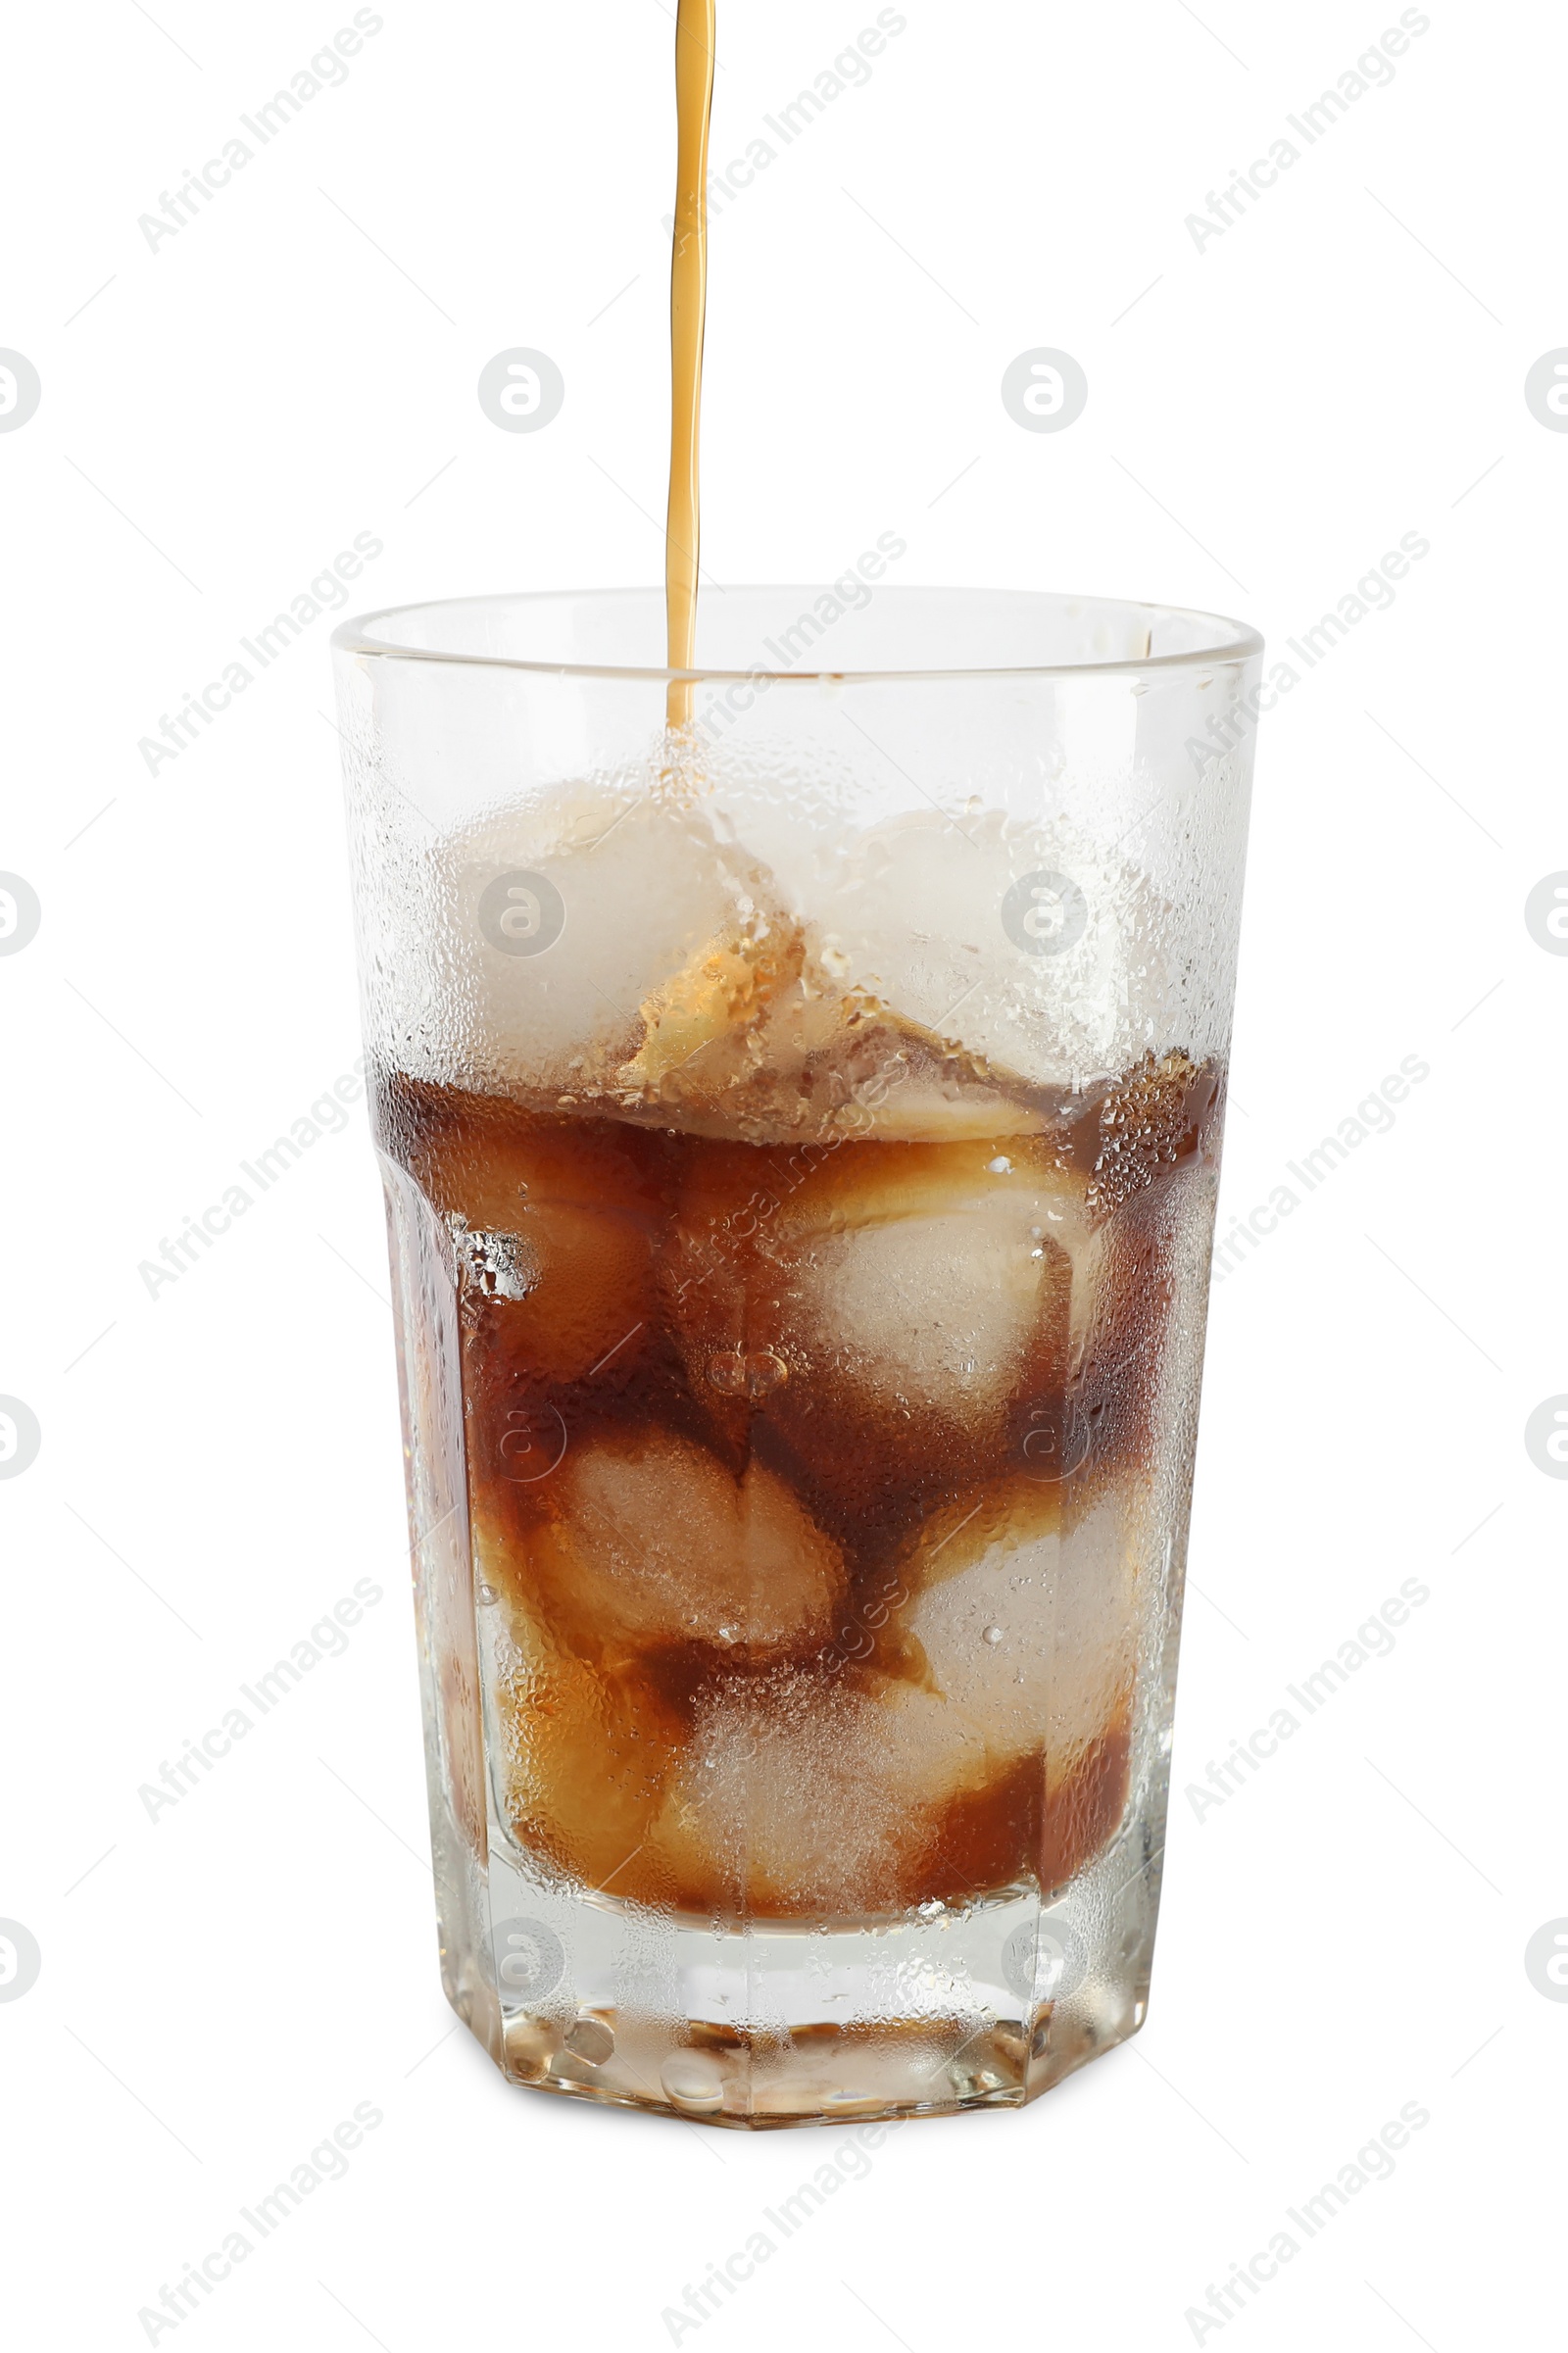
[[614, 912, 825, 1102], [644, 1645, 1128, 1919], [418, 775, 779, 1099], [812, 808, 1196, 1096], [502, 1426, 845, 1663], [613, 915, 1046, 1146], [494, 1647, 684, 1896], [899, 1480, 1137, 1769], [646, 1672, 989, 1917], [386, 760, 1212, 1127], [492, 1469, 1145, 1918], [766, 1139, 1083, 1417], [660, 1130, 1089, 1521], [563, 2015, 615, 2066]]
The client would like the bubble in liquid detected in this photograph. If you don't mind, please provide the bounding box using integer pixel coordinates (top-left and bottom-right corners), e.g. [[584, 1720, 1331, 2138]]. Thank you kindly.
[[706, 1349, 788, 1398]]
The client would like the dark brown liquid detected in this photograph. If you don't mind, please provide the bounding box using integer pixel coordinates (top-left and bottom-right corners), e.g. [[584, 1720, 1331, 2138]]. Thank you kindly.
[[665, 0, 715, 728], [375, 1054, 1218, 1918]]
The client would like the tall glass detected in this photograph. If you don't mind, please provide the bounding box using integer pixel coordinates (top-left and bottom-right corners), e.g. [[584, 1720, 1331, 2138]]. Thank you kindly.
[[332, 587, 1260, 2128]]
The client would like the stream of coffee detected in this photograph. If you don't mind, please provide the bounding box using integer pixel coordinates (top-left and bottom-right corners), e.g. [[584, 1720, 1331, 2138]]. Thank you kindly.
[[665, 0, 716, 728]]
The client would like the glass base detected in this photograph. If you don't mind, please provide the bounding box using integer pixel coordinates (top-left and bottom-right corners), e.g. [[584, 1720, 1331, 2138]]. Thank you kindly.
[[441, 1821, 1159, 2129]]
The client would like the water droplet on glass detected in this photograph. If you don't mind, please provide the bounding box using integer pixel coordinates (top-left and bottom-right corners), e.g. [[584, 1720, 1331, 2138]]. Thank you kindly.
[[477, 1582, 500, 1606], [983, 1624, 1004, 1646]]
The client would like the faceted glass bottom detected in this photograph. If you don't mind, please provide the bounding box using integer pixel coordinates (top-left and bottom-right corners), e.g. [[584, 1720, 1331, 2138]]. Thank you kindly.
[[436, 1815, 1161, 2128]]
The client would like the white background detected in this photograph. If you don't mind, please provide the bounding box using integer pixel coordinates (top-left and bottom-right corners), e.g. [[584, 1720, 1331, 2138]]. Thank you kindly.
[[3, 2, 1563, 2346]]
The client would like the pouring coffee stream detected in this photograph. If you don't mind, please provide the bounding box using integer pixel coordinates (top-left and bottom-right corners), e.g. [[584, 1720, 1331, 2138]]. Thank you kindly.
[[665, 0, 716, 728]]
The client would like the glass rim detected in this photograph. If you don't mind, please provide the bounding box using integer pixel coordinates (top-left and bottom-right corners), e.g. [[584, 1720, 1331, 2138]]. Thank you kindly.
[[332, 584, 1263, 684]]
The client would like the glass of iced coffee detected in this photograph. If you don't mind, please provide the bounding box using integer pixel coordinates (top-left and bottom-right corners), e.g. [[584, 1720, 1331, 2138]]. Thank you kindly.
[[333, 583, 1259, 2126]]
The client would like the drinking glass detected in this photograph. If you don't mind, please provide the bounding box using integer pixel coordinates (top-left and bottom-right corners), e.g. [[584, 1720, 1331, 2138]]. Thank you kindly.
[[332, 585, 1260, 2127]]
